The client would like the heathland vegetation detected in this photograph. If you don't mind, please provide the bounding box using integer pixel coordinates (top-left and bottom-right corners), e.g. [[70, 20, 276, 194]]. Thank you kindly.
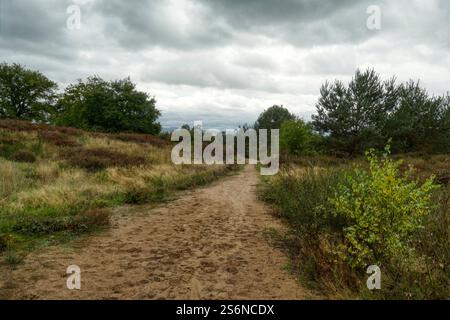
[[0, 62, 237, 262], [0, 118, 236, 259], [259, 69, 449, 299], [1, 62, 449, 299]]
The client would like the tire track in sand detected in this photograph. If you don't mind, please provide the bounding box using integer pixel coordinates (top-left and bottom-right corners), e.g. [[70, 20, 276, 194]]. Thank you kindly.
[[0, 166, 312, 300]]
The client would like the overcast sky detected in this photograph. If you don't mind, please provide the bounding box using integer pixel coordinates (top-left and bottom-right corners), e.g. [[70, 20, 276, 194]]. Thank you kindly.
[[1, 0, 449, 129]]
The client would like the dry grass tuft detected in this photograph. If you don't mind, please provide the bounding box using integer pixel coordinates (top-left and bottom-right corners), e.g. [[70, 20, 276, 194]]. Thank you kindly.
[[0, 159, 34, 201], [34, 161, 60, 183], [70, 208, 111, 231], [7, 169, 119, 212]]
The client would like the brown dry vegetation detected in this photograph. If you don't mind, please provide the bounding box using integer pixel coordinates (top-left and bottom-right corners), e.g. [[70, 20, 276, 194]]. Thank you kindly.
[[0, 119, 237, 256], [260, 154, 450, 299]]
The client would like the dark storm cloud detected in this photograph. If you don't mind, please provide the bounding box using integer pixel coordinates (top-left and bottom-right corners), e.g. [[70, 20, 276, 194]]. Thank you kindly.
[[90, 0, 379, 51]]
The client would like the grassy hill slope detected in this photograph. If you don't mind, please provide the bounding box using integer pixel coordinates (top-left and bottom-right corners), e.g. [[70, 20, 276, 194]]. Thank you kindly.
[[0, 119, 235, 256]]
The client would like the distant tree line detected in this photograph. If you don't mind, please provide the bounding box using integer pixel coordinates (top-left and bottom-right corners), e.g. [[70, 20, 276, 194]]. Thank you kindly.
[[256, 69, 450, 156], [312, 69, 450, 155], [0, 63, 161, 135], [2, 63, 449, 154]]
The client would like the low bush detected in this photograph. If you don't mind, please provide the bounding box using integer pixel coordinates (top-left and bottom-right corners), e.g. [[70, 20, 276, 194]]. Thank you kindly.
[[112, 132, 168, 147], [0, 119, 83, 136], [260, 148, 448, 299], [280, 154, 349, 168], [11, 150, 37, 163], [261, 168, 347, 236], [124, 185, 166, 204], [0, 119, 44, 132], [0, 137, 24, 159], [9, 208, 111, 236], [330, 148, 437, 269], [280, 119, 317, 156], [62, 147, 148, 171], [0, 119, 238, 258], [0, 136, 18, 146], [38, 130, 81, 147]]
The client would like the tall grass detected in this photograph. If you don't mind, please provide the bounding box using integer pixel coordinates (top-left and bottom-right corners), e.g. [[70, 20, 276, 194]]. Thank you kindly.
[[0, 119, 238, 254], [0, 159, 35, 201], [260, 155, 450, 299]]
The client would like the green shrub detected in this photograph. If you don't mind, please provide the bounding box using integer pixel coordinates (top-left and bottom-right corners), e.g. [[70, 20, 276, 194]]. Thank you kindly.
[[260, 149, 448, 298], [330, 147, 438, 269], [261, 168, 347, 236], [280, 119, 316, 156], [9, 208, 111, 235], [11, 216, 72, 235]]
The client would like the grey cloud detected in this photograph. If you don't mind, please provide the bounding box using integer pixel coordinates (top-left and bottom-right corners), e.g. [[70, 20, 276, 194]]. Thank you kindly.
[[199, 0, 377, 46], [141, 54, 282, 92], [0, 0, 78, 60], [381, 0, 450, 49], [94, 0, 232, 50], [232, 52, 279, 71], [1, 0, 449, 130]]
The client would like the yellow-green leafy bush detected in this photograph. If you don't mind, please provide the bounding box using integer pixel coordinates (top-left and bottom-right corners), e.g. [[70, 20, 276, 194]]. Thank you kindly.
[[330, 148, 438, 269]]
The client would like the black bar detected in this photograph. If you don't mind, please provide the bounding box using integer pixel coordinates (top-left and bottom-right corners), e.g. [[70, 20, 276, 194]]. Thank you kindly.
[[0, 300, 447, 319]]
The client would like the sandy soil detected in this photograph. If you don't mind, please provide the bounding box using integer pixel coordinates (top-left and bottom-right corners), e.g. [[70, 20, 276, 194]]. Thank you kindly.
[[0, 166, 312, 300]]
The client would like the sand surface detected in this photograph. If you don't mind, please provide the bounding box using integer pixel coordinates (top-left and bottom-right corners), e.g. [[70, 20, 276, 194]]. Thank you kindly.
[[0, 166, 311, 300]]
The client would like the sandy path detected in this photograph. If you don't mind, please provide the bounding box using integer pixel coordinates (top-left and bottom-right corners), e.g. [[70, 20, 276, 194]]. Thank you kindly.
[[0, 166, 311, 300]]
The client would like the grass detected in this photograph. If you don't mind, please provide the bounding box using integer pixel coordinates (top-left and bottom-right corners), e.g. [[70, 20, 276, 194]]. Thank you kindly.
[[259, 154, 450, 300], [0, 119, 238, 259]]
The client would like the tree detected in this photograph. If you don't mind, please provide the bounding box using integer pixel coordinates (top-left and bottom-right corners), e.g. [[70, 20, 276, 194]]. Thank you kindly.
[[0, 63, 58, 122], [439, 94, 450, 151], [56, 76, 161, 134], [181, 124, 191, 131], [254, 105, 296, 130], [384, 81, 450, 153], [280, 119, 316, 155], [312, 69, 398, 155]]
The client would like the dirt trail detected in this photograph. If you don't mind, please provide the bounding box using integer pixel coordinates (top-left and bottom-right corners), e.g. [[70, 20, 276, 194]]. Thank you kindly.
[[1, 166, 311, 300]]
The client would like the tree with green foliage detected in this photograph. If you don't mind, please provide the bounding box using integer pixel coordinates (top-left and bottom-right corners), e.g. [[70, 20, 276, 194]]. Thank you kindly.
[[312, 69, 398, 155], [254, 105, 296, 130], [439, 94, 450, 151], [384, 81, 450, 153], [56, 76, 161, 134], [280, 119, 316, 155], [0, 63, 58, 122]]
